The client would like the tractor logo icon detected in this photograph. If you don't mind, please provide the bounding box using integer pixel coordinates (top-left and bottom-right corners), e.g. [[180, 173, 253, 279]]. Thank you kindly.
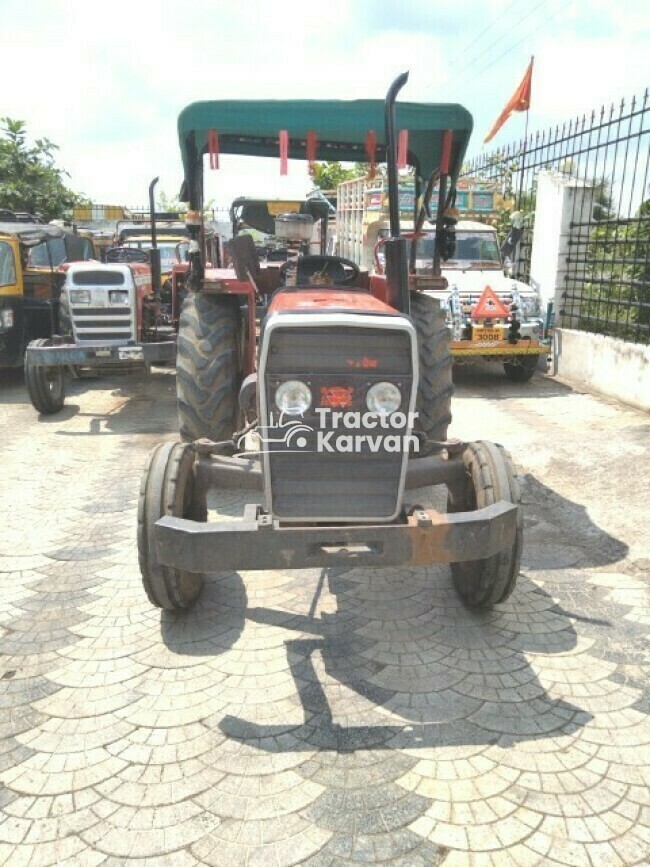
[[237, 414, 314, 453]]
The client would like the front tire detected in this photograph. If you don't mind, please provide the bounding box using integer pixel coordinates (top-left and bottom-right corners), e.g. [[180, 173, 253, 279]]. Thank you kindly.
[[447, 441, 523, 608], [138, 442, 207, 610], [503, 354, 537, 382], [410, 293, 453, 442], [24, 339, 66, 414], [176, 292, 241, 442]]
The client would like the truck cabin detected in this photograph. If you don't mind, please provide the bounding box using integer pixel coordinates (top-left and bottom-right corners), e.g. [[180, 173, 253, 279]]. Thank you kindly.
[[375, 220, 504, 274], [176, 95, 473, 308]]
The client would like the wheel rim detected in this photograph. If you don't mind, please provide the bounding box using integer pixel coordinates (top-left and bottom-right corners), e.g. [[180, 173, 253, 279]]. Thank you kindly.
[[44, 368, 64, 401]]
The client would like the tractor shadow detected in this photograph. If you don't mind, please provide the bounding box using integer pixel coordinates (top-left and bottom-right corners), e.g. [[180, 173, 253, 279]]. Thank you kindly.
[[159, 571, 248, 660], [216, 569, 592, 752], [49, 367, 178, 437], [164, 470, 632, 754], [519, 472, 629, 570]]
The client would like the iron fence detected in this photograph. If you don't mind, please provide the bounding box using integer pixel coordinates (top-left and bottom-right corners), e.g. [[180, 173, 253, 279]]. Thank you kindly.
[[461, 89, 650, 343]]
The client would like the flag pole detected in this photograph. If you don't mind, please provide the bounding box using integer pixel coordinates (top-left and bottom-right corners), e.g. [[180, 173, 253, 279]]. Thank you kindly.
[[517, 55, 534, 208]]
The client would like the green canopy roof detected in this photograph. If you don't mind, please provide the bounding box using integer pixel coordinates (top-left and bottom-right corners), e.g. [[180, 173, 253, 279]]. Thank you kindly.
[[177, 99, 473, 197]]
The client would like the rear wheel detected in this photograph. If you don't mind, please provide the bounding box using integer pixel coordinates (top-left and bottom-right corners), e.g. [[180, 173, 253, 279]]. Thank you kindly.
[[410, 293, 453, 442], [176, 292, 241, 442], [138, 442, 207, 610], [503, 354, 537, 382], [447, 440, 523, 607], [24, 339, 66, 414]]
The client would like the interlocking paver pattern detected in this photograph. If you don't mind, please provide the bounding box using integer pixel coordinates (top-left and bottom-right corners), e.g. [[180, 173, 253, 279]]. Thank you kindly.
[[0, 365, 648, 866]]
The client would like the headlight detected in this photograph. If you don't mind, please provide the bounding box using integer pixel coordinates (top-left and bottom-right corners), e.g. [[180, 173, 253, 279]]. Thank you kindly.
[[0, 309, 14, 330], [520, 296, 541, 318], [366, 382, 402, 415], [69, 289, 91, 304], [109, 290, 129, 306], [275, 380, 312, 415]]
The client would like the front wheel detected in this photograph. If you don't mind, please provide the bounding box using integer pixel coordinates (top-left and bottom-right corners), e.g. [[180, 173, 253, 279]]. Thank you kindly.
[[138, 442, 207, 610], [24, 340, 66, 414], [503, 354, 538, 382], [447, 440, 523, 608]]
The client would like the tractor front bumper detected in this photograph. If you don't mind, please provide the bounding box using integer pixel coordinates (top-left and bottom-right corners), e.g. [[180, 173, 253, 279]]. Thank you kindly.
[[154, 500, 519, 573], [25, 341, 176, 367]]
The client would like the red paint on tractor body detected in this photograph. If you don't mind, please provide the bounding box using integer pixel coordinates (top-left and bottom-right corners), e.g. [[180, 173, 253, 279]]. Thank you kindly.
[[268, 288, 396, 315]]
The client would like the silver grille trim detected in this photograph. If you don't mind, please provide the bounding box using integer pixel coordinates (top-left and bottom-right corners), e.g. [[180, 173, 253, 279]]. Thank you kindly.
[[258, 312, 418, 524], [69, 291, 136, 345]]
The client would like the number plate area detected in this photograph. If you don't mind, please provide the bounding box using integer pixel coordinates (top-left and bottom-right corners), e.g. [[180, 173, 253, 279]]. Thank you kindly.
[[472, 327, 502, 343], [118, 346, 144, 361]]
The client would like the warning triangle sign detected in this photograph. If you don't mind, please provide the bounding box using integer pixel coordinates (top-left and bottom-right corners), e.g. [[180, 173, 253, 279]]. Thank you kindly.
[[471, 286, 511, 320]]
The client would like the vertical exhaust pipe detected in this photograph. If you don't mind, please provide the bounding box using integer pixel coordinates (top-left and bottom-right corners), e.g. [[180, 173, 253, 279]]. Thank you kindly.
[[383, 72, 410, 314], [148, 177, 161, 292]]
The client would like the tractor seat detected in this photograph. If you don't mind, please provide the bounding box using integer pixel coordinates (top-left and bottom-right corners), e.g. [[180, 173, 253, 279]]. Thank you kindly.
[[225, 234, 261, 284]]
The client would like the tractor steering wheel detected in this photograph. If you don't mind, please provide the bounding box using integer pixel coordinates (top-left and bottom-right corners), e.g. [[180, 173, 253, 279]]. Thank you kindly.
[[279, 254, 361, 287]]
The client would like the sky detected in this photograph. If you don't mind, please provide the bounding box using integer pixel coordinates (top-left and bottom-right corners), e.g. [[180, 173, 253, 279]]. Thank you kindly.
[[1, 0, 648, 211]]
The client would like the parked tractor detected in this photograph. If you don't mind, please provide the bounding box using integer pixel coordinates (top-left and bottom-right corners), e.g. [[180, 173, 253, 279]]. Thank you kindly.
[[24, 180, 177, 414], [138, 74, 523, 613]]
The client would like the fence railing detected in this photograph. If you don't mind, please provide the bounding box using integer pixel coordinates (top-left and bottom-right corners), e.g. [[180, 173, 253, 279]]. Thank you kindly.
[[461, 88, 650, 344]]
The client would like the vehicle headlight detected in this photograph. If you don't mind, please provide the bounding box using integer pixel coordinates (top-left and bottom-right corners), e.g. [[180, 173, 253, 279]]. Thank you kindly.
[[520, 296, 541, 318], [0, 309, 14, 330], [109, 290, 129, 305], [70, 289, 91, 304], [366, 382, 402, 415], [275, 380, 312, 415]]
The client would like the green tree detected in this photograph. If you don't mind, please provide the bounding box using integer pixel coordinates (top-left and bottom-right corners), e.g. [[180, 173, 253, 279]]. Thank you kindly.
[[0, 118, 86, 221], [312, 161, 366, 191], [629, 197, 650, 329], [157, 189, 182, 212], [157, 189, 216, 218]]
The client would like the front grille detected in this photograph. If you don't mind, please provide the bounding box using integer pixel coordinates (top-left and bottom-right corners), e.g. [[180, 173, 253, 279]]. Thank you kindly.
[[71, 305, 134, 343], [262, 324, 414, 522], [73, 271, 125, 286]]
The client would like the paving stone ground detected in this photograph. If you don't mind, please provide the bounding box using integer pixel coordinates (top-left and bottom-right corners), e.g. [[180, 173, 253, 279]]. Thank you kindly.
[[0, 363, 648, 866]]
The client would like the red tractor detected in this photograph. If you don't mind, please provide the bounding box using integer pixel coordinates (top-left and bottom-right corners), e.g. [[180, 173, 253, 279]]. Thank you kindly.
[[138, 74, 522, 612]]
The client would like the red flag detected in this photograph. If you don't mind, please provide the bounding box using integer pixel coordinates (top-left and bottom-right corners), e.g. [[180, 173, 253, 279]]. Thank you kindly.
[[208, 130, 219, 170], [306, 131, 318, 175], [397, 130, 408, 169], [484, 59, 533, 144], [279, 130, 289, 175]]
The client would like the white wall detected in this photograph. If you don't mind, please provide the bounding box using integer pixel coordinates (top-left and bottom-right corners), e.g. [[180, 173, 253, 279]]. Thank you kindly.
[[553, 328, 650, 412]]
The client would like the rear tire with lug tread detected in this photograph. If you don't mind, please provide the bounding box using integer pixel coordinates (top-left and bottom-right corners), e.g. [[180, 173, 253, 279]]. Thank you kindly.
[[176, 292, 241, 442], [447, 440, 523, 607], [138, 441, 207, 610], [410, 292, 453, 442], [24, 339, 66, 414]]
